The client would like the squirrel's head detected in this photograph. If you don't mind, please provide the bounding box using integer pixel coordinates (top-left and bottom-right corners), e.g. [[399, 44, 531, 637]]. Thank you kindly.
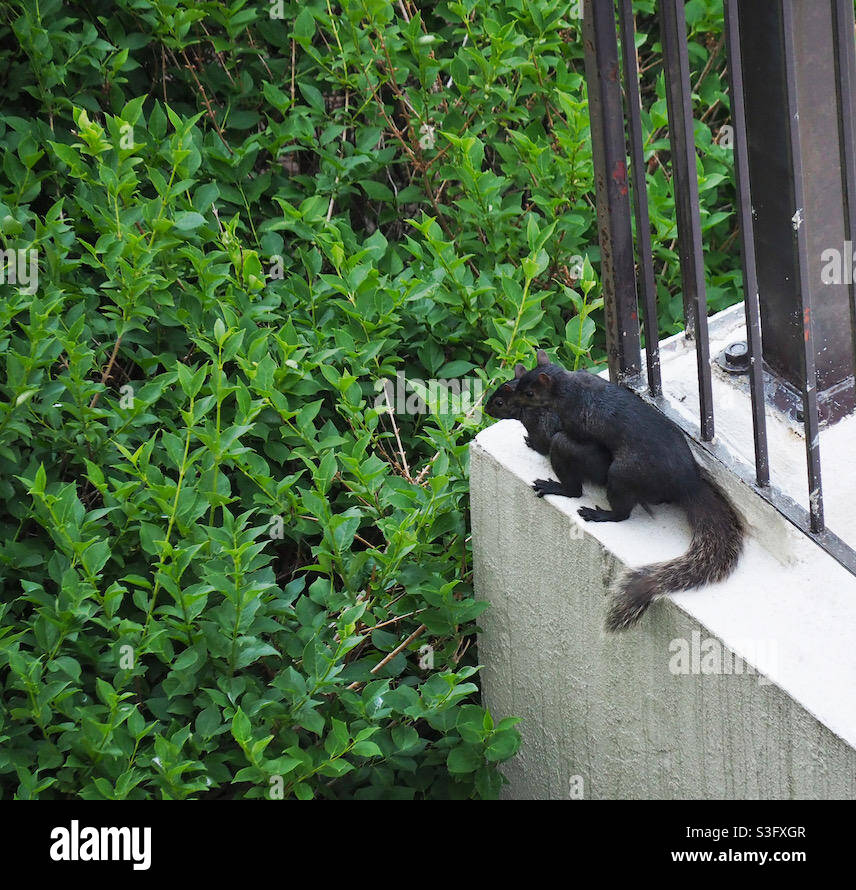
[[515, 366, 555, 408], [485, 379, 519, 419], [486, 350, 557, 418]]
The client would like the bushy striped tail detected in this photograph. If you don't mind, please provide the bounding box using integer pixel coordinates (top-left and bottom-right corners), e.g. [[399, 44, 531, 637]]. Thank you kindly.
[[605, 480, 744, 632]]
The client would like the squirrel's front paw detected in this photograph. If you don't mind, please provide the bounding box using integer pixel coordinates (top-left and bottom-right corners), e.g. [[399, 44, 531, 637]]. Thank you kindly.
[[533, 478, 564, 498], [577, 505, 603, 522]]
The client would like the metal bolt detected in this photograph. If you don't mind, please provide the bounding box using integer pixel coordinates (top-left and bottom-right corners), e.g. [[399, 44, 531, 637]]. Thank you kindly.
[[720, 340, 750, 374], [725, 340, 749, 367]]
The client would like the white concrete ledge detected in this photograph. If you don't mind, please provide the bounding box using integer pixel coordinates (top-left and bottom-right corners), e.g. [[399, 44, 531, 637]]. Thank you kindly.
[[471, 399, 856, 799]]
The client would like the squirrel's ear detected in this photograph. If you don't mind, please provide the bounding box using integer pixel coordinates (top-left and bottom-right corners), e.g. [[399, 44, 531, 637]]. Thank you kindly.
[[537, 372, 552, 387], [536, 349, 549, 366], [501, 383, 514, 393], [514, 363, 526, 379]]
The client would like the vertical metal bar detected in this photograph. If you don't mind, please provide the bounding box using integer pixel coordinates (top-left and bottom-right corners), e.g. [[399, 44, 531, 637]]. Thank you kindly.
[[832, 0, 856, 392], [660, 0, 714, 441], [738, 1, 854, 425], [723, 0, 770, 487], [582, 0, 642, 384], [618, 0, 662, 397], [782, 0, 824, 532]]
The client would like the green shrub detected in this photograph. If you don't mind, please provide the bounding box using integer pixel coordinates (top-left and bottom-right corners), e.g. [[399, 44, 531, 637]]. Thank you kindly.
[[0, 0, 732, 798]]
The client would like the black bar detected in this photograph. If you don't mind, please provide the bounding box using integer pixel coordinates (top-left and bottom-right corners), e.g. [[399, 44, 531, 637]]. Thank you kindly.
[[782, 0, 824, 533], [832, 0, 856, 396], [723, 0, 770, 487], [659, 0, 714, 441], [639, 391, 855, 577], [738, 0, 855, 424], [618, 0, 662, 397], [582, 0, 642, 384]]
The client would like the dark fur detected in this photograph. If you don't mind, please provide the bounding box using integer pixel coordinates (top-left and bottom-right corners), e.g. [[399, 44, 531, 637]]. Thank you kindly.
[[486, 358, 611, 497], [514, 357, 744, 631], [486, 367, 561, 454]]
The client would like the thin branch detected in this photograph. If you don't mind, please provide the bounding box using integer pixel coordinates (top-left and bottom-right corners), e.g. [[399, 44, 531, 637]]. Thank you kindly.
[[291, 39, 296, 104], [173, 48, 233, 154], [88, 335, 124, 410], [383, 387, 412, 481], [346, 623, 427, 690]]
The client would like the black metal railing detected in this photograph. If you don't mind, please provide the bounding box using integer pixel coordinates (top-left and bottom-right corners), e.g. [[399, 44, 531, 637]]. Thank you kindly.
[[583, 0, 856, 573]]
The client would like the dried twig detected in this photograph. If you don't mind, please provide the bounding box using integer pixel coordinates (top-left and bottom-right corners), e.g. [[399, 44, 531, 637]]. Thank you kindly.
[[88, 335, 124, 410], [174, 48, 233, 154], [200, 22, 235, 83], [327, 91, 350, 222], [692, 35, 723, 95], [291, 39, 296, 104], [247, 30, 273, 80], [382, 387, 411, 481], [346, 623, 427, 690]]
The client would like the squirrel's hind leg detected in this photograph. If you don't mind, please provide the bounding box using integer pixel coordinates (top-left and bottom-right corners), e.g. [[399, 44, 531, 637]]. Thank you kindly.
[[578, 473, 636, 522]]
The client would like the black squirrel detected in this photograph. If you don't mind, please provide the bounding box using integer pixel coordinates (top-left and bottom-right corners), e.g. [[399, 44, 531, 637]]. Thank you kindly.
[[485, 369, 611, 497], [509, 350, 744, 631]]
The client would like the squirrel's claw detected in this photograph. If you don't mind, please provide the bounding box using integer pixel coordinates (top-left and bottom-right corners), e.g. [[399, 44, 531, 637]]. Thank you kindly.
[[533, 478, 569, 498]]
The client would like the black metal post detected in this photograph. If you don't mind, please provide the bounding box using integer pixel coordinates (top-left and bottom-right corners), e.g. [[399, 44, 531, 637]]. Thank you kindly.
[[781, 0, 823, 532], [660, 0, 714, 441], [736, 0, 856, 426], [723, 0, 770, 487], [832, 0, 856, 401], [582, 0, 641, 384], [618, 0, 662, 397]]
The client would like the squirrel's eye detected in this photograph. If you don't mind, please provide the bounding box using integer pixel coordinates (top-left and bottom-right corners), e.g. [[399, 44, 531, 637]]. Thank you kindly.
[[525, 389, 534, 397]]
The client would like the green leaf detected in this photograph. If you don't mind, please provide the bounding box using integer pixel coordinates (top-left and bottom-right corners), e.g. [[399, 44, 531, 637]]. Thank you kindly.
[[231, 708, 252, 746], [293, 8, 315, 42], [174, 211, 206, 231], [32, 464, 46, 495], [446, 745, 482, 774], [351, 741, 383, 758], [293, 782, 314, 800], [485, 730, 521, 762], [196, 707, 221, 739]]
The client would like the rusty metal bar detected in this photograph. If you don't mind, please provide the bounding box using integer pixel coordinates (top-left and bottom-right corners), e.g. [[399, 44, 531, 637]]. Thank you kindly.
[[723, 0, 770, 487], [782, 0, 824, 532], [582, 0, 641, 384], [618, 0, 661, 397], [737, 0, 855, 425], [832, 0, 856, 399], [659, 0, 714, 441]]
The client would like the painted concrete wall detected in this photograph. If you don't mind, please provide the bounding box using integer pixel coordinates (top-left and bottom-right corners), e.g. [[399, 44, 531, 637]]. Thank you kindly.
[[471, 419, 856, 800]]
